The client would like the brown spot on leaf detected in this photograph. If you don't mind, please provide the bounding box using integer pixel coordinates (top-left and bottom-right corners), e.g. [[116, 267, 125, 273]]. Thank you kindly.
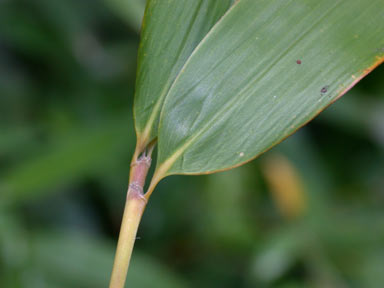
[[321, 86, 329, 94]]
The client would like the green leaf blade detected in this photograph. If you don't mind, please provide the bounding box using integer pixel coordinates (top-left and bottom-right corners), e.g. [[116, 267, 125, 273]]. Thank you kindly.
[[133, 0, 233, 145], [156, 0, 384, 176]]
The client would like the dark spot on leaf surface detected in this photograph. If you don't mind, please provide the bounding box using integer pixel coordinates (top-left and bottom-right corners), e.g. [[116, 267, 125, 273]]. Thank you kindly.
[[321, 85, 329, 95], [296, 60, 302, 64]]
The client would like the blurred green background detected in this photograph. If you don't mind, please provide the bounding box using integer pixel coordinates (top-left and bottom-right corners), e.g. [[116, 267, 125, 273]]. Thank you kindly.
[[1, 0, 384, 287]]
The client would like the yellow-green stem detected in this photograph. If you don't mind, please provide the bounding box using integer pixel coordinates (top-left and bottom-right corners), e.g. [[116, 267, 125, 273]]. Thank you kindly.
[[109, 188, 146, 288], [109, 152, 151, 288]]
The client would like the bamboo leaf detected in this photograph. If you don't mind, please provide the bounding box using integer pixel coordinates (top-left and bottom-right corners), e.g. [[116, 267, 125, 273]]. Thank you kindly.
[[154, 0, 384, 177], [133, 0, 233, 146]]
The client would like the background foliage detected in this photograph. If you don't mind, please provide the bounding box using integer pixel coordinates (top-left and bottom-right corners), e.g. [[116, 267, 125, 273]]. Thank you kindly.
[[1, 0, 384, 287]]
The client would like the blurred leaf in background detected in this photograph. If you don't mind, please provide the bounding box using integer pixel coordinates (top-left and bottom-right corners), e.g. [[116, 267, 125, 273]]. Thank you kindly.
[[1, 0, 384, 287]]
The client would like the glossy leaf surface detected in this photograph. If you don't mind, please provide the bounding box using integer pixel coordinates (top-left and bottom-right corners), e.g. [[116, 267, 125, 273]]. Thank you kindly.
[[155, 0, 384, 176], [133, 0, 233, 145]]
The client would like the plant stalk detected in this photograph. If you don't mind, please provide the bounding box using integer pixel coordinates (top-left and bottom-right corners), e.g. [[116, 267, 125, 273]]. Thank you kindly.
[[109, 152, 151, 288]]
